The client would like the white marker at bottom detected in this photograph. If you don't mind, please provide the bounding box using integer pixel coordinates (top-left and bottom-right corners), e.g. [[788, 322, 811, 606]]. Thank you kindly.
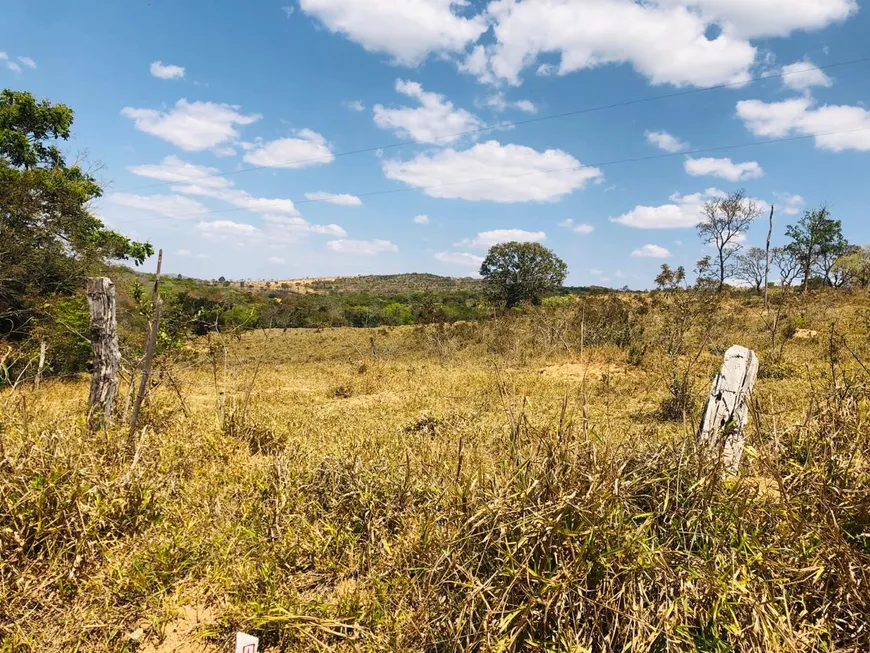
[[235, 631, 259, 653]]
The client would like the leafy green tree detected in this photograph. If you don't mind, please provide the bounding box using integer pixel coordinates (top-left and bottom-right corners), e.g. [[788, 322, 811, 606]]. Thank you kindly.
[[833, 245, 870, 288], [785, 205, 847, 291], [0, 89, 152, 341], [382, 302, 414, 325], [479, 242, 568, 310]]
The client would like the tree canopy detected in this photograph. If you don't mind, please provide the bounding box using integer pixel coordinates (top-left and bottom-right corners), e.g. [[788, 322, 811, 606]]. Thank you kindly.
[[479, 241, 568, 310], [0, 89, 152, 339], [785, 206, 846, 291]]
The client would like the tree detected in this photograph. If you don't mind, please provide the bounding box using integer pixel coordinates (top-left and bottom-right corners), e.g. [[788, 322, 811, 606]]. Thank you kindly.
[[832, 245, 870, 288], [735, 247, 767, 292], [1, 89, 152, 341], [479, 242, 567, 310], [785, 205, 847, 291], [697, 189, 760, 292], [771, 247, 802, 288]]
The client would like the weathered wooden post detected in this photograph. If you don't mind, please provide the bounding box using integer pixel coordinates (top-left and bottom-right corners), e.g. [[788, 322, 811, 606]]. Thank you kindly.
[[87, 277, 120, 429], [34, 337, 46, 391], [698, 345, 758, 473]]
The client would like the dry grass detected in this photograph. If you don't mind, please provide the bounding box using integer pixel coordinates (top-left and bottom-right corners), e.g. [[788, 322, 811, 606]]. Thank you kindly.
[[2, 291, 870, 652]]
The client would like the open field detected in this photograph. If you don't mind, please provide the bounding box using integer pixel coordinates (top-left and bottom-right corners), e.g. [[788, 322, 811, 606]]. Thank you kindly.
[[2, 291, 870, 652]]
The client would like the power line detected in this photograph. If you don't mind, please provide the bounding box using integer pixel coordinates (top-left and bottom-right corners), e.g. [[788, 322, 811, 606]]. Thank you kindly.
[[116, 56, 870, 193], [114, 126, 870, 226]]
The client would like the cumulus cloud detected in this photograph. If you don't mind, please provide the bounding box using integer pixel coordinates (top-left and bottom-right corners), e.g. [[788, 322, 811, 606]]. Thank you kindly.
[[684, 156, 764, 181], [559, 219, 595, 234], [242, 129, 334, 168], [434, 252, 485, 267], [127, 156, 350, 240], [150, 61, 185, 79], [611, 188, 727, 229], [344, 99, 365, 111], [646, 130, 690, 152], [774, 192, 806, 215], [456, 229, 546, 249], [121, 99, 260, 151], [632, 244, 671, 258], [304, 191, 363, 206], [197, 220, 260, 237], [781, 59, 833, 91], [268, 256, 286, 264], [382, 140, 603, 203], [414, 214, 430, 224], [18, 56, 36, 69], [297, 0, 487, 65], [107, 192, 208, 218], [327, 239, 398, 255], [736, 96, 870, 151], [476, 0, 756, 87], [482, 92, 537, 114], [374, 79, 482, 143]]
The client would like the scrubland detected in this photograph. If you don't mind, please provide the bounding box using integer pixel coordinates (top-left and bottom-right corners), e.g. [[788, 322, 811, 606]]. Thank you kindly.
[[2, 290, 869, 652]]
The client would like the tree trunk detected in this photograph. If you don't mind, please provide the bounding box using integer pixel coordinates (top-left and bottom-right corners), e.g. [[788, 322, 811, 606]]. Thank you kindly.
[[87, 277, 120, 430], [718, 249, 726, 292], [763, 205, 773, 310]]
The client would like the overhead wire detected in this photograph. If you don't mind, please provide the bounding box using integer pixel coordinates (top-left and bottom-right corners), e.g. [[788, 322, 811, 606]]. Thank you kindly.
[[114, 56, 870, 193], [114, 126, 870, 226]]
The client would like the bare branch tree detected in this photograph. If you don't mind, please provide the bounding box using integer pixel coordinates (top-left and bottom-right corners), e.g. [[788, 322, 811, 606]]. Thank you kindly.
[[697, 189, 760, 292], [771, 247, 802, 288], [735, 247, 767, 292]]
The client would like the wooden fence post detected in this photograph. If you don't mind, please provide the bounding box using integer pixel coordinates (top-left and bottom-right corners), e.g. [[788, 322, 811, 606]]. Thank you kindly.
[[698, 345, 759, 473], [34, 338, 46, 391], [129, 249, 163, 451], [87, 277, 120, 430]]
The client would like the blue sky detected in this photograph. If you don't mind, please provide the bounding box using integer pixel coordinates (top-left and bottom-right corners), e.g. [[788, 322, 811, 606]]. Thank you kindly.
[[2, 0, 869, 287]]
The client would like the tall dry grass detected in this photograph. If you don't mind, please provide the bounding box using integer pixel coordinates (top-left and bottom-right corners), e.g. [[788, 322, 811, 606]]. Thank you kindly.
[[1, 290, 869, 652]]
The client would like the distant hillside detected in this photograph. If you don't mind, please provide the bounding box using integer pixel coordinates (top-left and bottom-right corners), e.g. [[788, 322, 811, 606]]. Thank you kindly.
[[306, 273, 483, 295]]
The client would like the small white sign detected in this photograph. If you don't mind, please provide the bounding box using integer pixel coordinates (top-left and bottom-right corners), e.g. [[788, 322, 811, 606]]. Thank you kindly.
[[235, 631, 259, 653]]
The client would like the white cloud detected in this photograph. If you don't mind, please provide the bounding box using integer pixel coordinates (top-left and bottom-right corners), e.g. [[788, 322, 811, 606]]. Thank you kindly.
[[197, 220, 260, 237], [150, 61, 185, 80], [5, 61, 22, 74], [781, 59, 833, 91], [242, 129, 334, 168], [482, 92, 537, 114], [128, 155, 231, 189], [382, 140, 603, 203], [646, 130, 690, 152], [121, 99, 260, 151], [414, 214, 430, 224], [304, 191, 362, 206], [677, 0, 857, 39], [128, 155, 305, 219], [684, 156, 764, 181], [632, 244, 671, 258], [327, 239, 398, 255], [434, 252, 484, 267], [268, 256, 286, 264], [262, 215, 348, 238], [177, 249, 192, 256], [18, 56, 36, 69], [344, 99, 365, 112], [107, 192, 208, 218], [456, 229, 546, 249], [589, 268, 603, 276], [774, 192, 805, 215], [297, 0, 487, 65], [478, 0, 756, 88], [559, 219, 594, 234], [374, 79, 482, 143], [282, 5, 295, 17], [736, 96, 870, 152], [612, 188, 726, 229]]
